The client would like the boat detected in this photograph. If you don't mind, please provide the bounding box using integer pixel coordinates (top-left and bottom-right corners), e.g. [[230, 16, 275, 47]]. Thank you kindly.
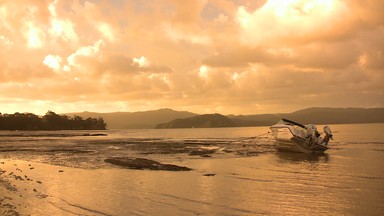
[[270, 118, 333, 153]]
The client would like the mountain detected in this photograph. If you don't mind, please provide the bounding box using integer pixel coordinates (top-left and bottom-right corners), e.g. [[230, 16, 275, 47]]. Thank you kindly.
[[156, 114, 235, 129], [67, 107, 384, 129], [286, 107, 384, 124], [66, 108, 197, 129], [229, 114, 280, 127], [230, 107, 384, 126]]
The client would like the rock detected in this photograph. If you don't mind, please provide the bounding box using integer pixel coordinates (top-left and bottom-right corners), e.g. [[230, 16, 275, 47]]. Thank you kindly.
[[36, 193, 49, 199], [203, 173, 216, 177], [14, 175, 24, 181], [82, 133, 107, 136], [104, 157, 192, 171], [200, 154, 212, 158], [189, 149, 216, 156]]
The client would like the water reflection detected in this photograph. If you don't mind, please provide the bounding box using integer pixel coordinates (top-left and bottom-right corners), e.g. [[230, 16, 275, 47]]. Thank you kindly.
[[276, 151, 330, 163]]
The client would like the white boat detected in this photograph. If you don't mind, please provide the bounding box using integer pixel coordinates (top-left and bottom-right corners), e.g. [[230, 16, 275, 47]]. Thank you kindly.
[[270, 118, 333, 153]]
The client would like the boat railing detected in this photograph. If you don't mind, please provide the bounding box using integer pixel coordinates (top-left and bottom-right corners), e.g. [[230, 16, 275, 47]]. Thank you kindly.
[[270, 125, 307, 140]]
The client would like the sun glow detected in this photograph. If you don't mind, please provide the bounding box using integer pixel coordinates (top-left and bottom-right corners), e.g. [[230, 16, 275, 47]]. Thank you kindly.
[[26, 22, 43, 48], [198, 65, 209, 79], [98, 23, 115, 42], [236, 0, 345, 45], [264, 0, 337, 17], [49, 19, 78, 42], [48, 0, 78, 42]]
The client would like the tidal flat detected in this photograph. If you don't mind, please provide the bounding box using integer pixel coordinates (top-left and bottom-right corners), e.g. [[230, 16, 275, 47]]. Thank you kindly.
[[1, 124, 384, 215]]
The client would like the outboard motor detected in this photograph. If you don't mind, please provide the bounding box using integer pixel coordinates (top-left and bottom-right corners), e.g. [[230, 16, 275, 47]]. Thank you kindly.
[[306, 124, 318, 137], [323, 126, 333, 145], [306, 124, 320, 146]]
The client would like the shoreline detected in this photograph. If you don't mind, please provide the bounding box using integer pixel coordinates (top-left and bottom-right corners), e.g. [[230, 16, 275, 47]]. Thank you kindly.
[[0, 157, 229, 215], [0, 159, 84, 216], [0, 160, 51, 216], [0, 156, 218, 215]]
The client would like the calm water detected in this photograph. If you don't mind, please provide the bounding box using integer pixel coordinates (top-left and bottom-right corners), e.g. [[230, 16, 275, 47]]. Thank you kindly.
[[1, 123, 384, 215]]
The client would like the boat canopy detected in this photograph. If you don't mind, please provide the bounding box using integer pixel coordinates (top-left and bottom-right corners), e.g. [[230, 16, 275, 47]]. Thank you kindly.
[[280, 118, 306, 128]]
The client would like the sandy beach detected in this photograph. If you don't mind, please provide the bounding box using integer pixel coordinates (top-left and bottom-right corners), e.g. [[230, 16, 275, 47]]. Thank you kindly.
[[0, 160, 59, 216]]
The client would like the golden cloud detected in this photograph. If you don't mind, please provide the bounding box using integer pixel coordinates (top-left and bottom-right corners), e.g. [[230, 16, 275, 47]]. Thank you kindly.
[[0, 0, 382, 115]]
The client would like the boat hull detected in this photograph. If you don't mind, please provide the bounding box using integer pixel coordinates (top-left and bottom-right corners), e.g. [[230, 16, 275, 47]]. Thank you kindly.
[[270, 120, 331, 154], [274, 136, 328, 153]]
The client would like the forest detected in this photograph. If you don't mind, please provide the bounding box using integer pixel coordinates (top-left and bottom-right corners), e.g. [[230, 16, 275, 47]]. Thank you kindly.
[[0, 111, 107, 130]]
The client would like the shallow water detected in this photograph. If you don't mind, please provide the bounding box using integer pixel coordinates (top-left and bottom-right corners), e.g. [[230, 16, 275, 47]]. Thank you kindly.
[[1, 123, 384, 215]]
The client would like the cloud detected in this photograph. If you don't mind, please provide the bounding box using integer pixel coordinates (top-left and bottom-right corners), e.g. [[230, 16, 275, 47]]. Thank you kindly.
[[0, 0, 383, 115], [236, 0, 345, 45], [67, 40, 104, 70], [43, 54, 62, 71], [132, 56, 149, 67], [163, 23, 212, 45], [203, 45, 292, 68]]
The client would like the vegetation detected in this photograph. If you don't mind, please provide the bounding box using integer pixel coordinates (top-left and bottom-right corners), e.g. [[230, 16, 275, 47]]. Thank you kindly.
[[0, 111, 107, 130], [156, 113, 235, 128]]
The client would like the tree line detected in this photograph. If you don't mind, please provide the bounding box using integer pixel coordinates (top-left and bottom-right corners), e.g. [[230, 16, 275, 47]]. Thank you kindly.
[[0, 111, 107, 130]]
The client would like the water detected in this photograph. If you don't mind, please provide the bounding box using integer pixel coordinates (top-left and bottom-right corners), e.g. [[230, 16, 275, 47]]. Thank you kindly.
[[1, 123, 384, 215]]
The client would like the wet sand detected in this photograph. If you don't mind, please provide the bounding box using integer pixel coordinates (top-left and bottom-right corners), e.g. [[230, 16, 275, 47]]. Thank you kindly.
[[0, 161, 50, 216], [0, 160, 112, 215], [0, 132, 273, 215], [0, 158, 267, 215]]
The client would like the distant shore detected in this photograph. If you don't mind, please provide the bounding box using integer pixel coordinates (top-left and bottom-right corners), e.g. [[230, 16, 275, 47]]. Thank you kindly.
[[0, 111, 106, 130], [68, 107, 384, 129]]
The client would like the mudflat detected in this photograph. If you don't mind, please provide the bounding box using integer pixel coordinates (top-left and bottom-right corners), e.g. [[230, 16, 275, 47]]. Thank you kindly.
[[1, 125, 384, 215]]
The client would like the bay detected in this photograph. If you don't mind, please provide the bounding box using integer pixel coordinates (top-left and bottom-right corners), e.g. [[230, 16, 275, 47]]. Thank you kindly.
[[0, 123, 383, 215]]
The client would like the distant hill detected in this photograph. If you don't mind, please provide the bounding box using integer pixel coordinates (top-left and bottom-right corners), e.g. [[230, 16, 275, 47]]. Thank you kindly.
[[230, 107, 384, 126], [286, 107, 384, 124], [67, 107, 384, 129], [67, 108, 197, 129], [229, 114, 280, 127], [156, 114, 235, 129]]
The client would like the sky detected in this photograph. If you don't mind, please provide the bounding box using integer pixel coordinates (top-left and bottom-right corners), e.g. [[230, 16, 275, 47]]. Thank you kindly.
[[0, 0, 383, 115]]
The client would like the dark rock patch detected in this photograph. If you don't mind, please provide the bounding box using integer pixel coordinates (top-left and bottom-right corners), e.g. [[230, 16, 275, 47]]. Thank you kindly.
[[104, 157, 192, 171], [189, 149, 216, 157], [82, 133, 107, 137]]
